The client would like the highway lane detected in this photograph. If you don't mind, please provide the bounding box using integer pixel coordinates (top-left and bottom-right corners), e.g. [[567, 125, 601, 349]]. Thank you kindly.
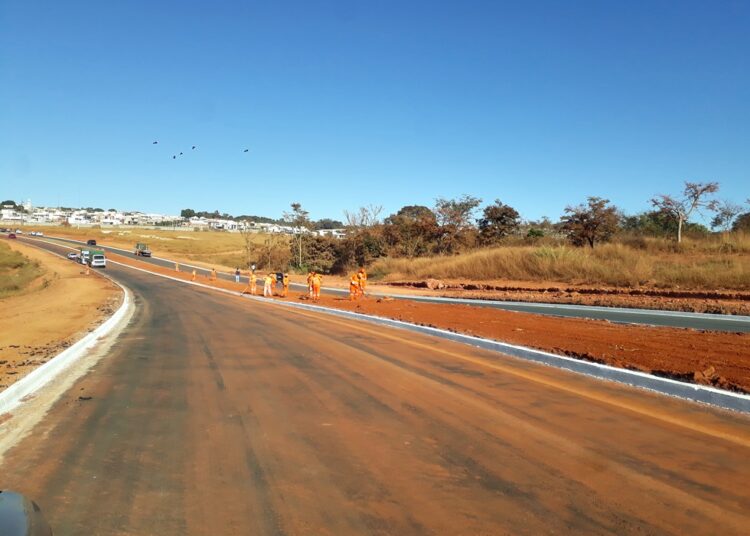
[[34, 235, 750, 332], [1, 240, 749, 534]]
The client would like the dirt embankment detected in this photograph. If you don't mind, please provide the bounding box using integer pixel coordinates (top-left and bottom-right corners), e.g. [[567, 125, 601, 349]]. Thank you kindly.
[[385, 279, 750, 316], [0, 241, 122, 392], [108, 252, 750, 393]]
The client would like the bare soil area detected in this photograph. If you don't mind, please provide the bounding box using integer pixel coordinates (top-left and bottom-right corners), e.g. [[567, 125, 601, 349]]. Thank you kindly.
[[0, 241, 122, 391], [109, 252, 750, 393]]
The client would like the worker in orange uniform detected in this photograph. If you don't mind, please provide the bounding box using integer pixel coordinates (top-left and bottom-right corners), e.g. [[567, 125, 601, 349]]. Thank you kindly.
[[249, 272, 257, 295], [349, 273, 360, 301], [311, 272, 323, 302], [357, 267, 367, 297], [306, 271, 314, 298], [263, 273, 274, 297], [281, 273, 290, 297]]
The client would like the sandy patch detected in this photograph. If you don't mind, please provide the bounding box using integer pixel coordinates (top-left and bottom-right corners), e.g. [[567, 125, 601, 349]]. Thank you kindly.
[[0, 241, 122, 391]]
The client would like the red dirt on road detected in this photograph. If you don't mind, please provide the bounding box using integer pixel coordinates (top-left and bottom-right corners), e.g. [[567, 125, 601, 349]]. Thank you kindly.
[[108, 252, 750, 393]]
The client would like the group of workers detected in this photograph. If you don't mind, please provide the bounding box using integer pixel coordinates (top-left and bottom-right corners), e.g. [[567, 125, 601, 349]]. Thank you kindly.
[[235, 266, 367, 302], [241, 271, 290, 297], [349, 267, 367, 301]]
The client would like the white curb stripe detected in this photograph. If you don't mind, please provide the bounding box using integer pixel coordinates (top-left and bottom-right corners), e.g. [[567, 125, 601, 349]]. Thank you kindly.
[[0, 274, 131, 416]]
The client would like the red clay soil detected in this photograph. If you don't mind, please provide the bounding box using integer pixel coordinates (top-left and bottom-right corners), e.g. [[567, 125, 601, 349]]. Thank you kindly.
[[387, 280, 750, 316], [109, 253, 750, 394]]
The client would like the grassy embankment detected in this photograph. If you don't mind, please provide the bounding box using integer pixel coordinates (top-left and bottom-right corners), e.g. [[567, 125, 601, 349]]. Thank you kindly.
[[24, 226, 750, 291], [370, 234, 750, 290], [0, 241, 46, 298]]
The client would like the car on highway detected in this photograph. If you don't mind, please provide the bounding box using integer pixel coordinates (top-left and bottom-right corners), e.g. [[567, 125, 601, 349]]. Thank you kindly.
[[67, 252, 79, 261], [14, 229, 23, 234], [8, 233, 16, 239], [86, 239, 97, 245], [89, 252, 107, 268]]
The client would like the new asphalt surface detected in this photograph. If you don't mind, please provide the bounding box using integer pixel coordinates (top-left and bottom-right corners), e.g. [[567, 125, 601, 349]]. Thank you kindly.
[[1, 240, 749, 534]]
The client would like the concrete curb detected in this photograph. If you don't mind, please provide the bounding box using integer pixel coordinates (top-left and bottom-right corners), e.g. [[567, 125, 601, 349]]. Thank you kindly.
[[105, 258, 750, 414], [0, 279, 132, 416]]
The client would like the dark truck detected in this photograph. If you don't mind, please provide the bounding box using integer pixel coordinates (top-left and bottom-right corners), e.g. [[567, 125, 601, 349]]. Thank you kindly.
[[134, 243, 152, 257]]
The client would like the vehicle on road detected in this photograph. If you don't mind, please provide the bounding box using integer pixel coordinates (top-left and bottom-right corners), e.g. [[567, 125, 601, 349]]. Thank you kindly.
[[67, 252, 79, 261], [134, 242, 152, 257], [29, 231, 45, 236], [14, 229, 23, 234], [86, 239, 97, 246], [0, 490, 53, 535], [89, 250, 107, 268], [8, 233, 16, 239]]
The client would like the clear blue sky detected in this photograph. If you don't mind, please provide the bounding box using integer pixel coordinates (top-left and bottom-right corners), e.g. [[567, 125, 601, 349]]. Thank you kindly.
[[1, 0, 748, 222]]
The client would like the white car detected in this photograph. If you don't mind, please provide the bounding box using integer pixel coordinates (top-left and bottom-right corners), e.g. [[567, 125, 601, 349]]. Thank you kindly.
[[89, 254, 107, 268], [67, 252, 79, 261]]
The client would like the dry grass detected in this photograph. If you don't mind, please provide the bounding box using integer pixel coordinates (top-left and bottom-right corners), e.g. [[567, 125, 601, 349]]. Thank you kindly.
[[371, 241, 750, 290], [0, 241, 46, 298], [22, 225, 281, 270]]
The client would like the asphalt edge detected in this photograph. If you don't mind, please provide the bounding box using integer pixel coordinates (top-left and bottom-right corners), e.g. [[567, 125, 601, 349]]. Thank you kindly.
[[0, 254, 133, 416], [106, 257, 750, 414]]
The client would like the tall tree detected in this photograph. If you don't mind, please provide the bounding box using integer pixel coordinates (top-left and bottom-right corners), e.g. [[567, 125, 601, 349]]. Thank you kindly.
[[383, 205, 439, 257], [477, 200, 520, 244], [434, 195, 482, 253], [283, 202, 311, 268], [711, 200, 743, 232], [650, 182, 719, 243], [180, 208, 196, 219], [560, 197, 619, 248]]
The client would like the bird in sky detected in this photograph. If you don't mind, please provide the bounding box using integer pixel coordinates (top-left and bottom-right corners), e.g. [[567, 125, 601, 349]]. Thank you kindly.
[[192, 145, 196, 150], [172, 155, 176, 159], [243, 148, 249, 153], [179, 152, 184, 156]]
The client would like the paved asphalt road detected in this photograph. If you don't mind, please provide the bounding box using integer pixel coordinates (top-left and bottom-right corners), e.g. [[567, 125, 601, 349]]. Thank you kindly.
[[35, 235, 750, 332], [1, 240, 749, 535]]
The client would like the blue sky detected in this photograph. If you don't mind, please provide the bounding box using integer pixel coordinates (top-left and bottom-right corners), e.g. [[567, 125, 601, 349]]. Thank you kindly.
[[1, 0, 748, 221]]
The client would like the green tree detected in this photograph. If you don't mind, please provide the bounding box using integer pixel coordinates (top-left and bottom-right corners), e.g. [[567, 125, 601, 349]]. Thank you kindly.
[[283, 202, 311, 269], [560, 197, 619, 248], [383, 205, 439, 257], [181, 208, 196, 218], [433, 195, 482, 253], [477, 200, 520, 244]]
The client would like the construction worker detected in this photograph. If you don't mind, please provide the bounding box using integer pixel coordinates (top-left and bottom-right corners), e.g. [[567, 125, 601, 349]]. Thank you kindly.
[[357, 266, 367, 297], [311, 272, 323, 302], [234, 267, 241, 283], [263, 273, 274, 297], [349, 273, 360, 301], [249, 272, 257, 295], [306, 271, 315, 298], [282, 273, 290, 297]]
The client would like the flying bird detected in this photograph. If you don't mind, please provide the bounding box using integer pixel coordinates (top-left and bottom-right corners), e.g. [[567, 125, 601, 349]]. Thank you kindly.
[[152, 141, 158, 145], [243, 148, 249, 153], [172, 155, 176, 159], [192, 145, 196, 150], [179, 152, 184, 156]]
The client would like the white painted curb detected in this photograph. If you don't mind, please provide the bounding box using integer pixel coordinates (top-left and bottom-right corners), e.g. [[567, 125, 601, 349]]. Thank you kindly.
[[97, 257, 750, 413], [0, 257, 131, 416]]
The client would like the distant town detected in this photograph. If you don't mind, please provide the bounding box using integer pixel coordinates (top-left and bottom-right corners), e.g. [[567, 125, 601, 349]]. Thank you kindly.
[[0, 200, 347, 238]]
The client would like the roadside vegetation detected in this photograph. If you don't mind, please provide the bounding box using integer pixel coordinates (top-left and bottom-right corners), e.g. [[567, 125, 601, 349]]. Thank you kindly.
[[0, 241, 45, 298], [12, 180, 750, 291]]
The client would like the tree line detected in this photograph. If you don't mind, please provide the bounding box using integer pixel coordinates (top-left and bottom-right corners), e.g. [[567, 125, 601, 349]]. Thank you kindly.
[[267, 181, 749, 273]]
